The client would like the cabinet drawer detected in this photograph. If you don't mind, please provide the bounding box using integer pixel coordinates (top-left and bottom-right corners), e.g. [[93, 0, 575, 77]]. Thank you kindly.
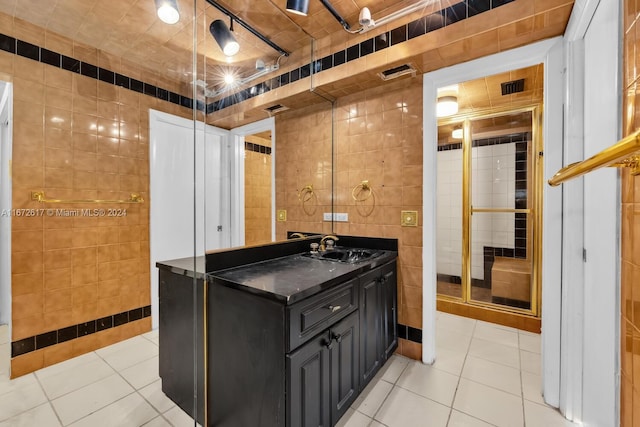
[[287, 279, 357, 352]]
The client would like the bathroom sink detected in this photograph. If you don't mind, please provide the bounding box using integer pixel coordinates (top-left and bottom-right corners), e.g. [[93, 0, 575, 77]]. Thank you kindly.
[[301, 248, 381, 264]]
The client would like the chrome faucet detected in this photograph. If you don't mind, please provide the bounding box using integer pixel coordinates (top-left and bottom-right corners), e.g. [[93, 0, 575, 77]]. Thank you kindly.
[[319, 235, 339, 251]]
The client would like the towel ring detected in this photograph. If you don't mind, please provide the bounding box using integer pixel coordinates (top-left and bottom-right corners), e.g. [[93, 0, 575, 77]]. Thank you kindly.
[[298, 184, 314, 202], [352, 180, 373, 202]]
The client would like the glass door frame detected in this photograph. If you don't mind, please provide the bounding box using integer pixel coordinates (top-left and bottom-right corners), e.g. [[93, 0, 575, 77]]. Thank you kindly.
[[437, 104, 543, 317]]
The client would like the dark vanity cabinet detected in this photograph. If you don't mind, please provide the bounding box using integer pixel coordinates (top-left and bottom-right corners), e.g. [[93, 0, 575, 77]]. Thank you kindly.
[[158, 240, 397, 427], [287, 277, 360, 427], [359, 260, 398, 389]]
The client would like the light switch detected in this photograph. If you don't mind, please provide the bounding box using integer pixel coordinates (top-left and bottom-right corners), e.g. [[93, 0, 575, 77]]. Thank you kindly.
[[277, 210, 287, 221], [401, 210, 418, 227]]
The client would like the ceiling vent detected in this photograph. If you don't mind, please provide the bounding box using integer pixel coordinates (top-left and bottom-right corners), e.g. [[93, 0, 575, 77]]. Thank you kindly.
[[501, 78, 525, 95], [378, 63, 416, 81], [263, 104, 289, 114]]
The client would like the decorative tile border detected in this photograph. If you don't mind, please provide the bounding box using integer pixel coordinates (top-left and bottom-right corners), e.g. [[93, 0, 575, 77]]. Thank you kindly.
[[11, 305, 152, 358], [0, 0, 516, 115], [397, 323, 422, 343], [0, 33, 201, 111], [211, 0, 516, 112]]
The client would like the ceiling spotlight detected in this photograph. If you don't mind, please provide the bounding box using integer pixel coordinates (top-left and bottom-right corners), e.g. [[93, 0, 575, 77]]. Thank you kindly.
[[210, 19, 240, 57], [286, 0, 309, 16], [223, 73, 236, 85], [451, 127, 463, 139], [154, 0, 180, 24], [359, 7, 375, 28]]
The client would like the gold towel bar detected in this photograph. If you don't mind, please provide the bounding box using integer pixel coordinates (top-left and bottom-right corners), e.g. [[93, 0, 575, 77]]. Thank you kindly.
[[548, 130, 640, 186], [31, 191, 144, 204]]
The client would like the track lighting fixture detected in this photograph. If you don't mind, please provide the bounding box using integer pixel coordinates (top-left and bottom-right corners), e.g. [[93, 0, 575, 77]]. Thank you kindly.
[[286, 0, 310, 16], [210, 19, 240, 57], [154, 0, 180, 24]]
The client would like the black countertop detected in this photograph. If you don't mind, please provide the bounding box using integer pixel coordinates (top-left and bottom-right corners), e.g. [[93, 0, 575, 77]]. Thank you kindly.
[[156, 256, 206, 280], [208, 250, 397, 305], [157, 235, 398, 305]]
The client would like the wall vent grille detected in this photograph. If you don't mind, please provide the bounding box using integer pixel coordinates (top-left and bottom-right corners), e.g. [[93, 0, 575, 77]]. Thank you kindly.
[[263, 104, 289, 114], [501, 79, 525, 95], [378, 64, 416, 81]]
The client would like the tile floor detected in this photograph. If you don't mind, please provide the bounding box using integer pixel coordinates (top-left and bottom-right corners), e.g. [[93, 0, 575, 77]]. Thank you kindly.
[[0, 312, 577, 426]]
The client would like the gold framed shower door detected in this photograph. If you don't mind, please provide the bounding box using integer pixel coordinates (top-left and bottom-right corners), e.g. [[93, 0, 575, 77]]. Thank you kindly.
[[437, 105, 542, 318]]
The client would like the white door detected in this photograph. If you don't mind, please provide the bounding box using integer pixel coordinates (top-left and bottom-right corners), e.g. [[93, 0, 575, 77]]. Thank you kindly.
[[149, 110, 229, 328], [0, 81, 12, 327]]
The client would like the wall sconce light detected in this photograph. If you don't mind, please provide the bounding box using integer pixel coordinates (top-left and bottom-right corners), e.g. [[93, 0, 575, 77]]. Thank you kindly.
[[210, 19, 240, 57], [154, 0, 180, 24], [286, 0, 310, 16]]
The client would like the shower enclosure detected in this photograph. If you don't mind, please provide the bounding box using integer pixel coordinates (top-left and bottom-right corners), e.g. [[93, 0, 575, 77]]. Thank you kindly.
[[436, 103, 542, 318]]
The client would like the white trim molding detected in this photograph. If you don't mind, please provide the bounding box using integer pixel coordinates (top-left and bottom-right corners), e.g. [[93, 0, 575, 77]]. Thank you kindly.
[[422, 38, 566, 410]]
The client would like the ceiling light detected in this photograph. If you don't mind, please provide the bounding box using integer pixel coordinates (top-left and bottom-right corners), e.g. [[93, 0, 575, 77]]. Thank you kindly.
[[359, 7, 374, 28], [286, 0, 309, 16], [437, 96, 458, 117], [210, 19, 240, 57], [223, 73, 236, 85], [155, 0, 180, 24], [451, 127, 463, 139]]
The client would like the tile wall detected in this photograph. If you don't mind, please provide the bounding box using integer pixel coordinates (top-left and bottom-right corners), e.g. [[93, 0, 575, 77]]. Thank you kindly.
[[275, 77, 424, 359], [621, 1, 640, 424], [437, 143, 517, 281], [0, 13, 195, 377], [244, 134, 272, 246], [275, 101, 334, 237]]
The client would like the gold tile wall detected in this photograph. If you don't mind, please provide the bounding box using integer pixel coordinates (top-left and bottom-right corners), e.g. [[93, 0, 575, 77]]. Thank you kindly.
[[1, 13, 194, 377], [275, 77, 424, 360], [622, 0, 640, 424], [245, 134, 272, 246]]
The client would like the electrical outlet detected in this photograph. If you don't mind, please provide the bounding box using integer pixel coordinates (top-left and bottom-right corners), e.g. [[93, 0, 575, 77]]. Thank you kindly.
[[277, 210, 287, 221], [323, 213, 349, 221], [335, 213, 348, 222]]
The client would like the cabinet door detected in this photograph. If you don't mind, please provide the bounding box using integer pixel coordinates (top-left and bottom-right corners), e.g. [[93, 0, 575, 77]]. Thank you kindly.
[[381, 262, 398, 361], [359, 270, 381, 388], [287, 332, 331, 427], [329, 312, 359, 424]]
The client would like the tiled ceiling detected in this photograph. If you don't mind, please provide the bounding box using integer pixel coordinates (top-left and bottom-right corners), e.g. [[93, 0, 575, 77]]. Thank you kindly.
[[0, 0, 573, 122], [437, 63, 542, 143]]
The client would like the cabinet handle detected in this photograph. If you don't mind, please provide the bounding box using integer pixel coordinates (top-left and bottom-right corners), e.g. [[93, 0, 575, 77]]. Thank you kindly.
[[332, 332, 342, 343], [327, 305, 341, 312], [322, 338, 334, 350]]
